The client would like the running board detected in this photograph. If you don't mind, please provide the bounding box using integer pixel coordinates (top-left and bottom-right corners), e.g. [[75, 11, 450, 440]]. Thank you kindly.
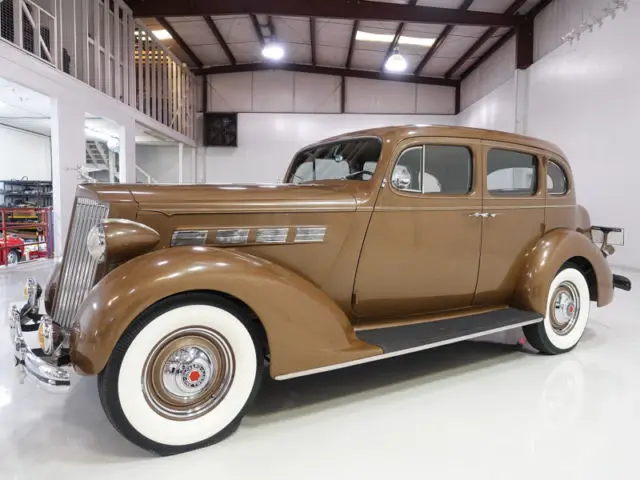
[[275, 308, 542, 381], [357, 308, 542, 354]]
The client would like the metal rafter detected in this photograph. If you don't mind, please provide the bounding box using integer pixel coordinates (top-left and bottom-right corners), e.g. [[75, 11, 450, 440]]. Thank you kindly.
[[459, 29, 515, 80], [445, 0, 527, 79], [203, 16, 236, 65], [380, 0, 418, 72], [413, 0, 473, 76], [250, 13, 266, 46], [195, 62, 459, 87], [129, 0, 521, 27], [310, 17, 317, 66], [156, 17, 204, 68], [345, 19, 359, 69]]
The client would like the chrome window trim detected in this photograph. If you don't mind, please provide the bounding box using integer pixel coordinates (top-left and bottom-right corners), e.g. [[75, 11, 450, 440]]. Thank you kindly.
[[547, 159, 569, 196]]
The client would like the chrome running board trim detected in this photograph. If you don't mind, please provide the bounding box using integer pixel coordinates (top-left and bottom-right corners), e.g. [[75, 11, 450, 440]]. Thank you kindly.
[[274, 318, 541, 381]]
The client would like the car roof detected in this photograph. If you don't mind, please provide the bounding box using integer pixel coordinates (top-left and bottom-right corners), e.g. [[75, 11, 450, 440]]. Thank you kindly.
[[313, 125, 566, 160]]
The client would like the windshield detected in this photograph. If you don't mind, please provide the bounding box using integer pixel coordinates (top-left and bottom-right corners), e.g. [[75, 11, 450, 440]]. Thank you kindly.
[[286, 137, 382, 184]]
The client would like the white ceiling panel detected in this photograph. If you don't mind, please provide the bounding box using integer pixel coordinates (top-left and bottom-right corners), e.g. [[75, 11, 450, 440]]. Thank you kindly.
[[316, 20, 353, 48], [403, 23, 446, 37], [272, 17, 310, 43], [282, 42, 312, 64], [420, 56, 456, 76], [416, 0, 464, 7], [351, 49, 387, 71], [228, 42, 262, 63], [166, 18, 215, 46], [214, 16, 258, 44], [359, 20, 401, 35], [469, 0, 516, 13], [317, 46, 348, 67], [191, 45, 229, 66]]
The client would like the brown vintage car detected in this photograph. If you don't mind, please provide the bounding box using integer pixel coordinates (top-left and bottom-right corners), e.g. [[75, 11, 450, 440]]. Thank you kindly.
[[9, 125, 631, 455]]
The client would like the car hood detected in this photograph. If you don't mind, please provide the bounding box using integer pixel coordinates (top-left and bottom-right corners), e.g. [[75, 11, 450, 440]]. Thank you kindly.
[[81, 182, 361, 214]]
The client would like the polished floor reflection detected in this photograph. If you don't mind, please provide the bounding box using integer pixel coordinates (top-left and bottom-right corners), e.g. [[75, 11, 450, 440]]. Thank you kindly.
[[0, 260, 637, 479]]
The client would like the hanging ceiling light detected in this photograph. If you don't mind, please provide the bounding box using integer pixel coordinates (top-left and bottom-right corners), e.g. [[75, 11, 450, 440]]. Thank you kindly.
[[262, 40, 285, 61], [385, 48, 407, 73]]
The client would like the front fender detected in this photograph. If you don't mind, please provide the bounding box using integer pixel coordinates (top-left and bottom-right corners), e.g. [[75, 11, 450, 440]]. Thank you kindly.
[[71, 246, 381, 377], [512, 229, 613, 315]]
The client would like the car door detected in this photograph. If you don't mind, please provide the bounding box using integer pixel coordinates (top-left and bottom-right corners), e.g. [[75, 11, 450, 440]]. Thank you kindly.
[[474, 141, 546, 307], [352, 137, 483, 322]]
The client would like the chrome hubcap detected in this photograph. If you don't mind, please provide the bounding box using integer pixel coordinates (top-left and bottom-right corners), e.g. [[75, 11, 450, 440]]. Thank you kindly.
[[142, 327, 235, 420], [550, 281, 580, 335]]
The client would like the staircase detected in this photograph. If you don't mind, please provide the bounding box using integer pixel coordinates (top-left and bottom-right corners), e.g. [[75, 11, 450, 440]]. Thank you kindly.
[[84, 140, 159, 184]]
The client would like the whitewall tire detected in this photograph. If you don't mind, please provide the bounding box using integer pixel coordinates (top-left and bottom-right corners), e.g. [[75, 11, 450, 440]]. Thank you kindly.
[[98, 293, 264, 455], [524, 265, 591, 354]]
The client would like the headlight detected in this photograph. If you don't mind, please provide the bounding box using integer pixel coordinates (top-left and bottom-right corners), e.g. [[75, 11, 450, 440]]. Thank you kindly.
[[87, 224, 106, 262]]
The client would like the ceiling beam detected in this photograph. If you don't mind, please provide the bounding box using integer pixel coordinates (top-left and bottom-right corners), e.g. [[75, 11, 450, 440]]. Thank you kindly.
[[203, 16, 236, 65], [527, 0, 554, 18], [380, 0, 417, 72], [345, 19, 359, 69], [310, 18, 317, 66], [156, 17, 203, 68], [195, 62, 459, 87], [445, 0, 527, 78], [459, 29, 515, 80], [250, 13, 265, 47], [129, 0, 522, 27], [413, 0, 473, 76], [516, 15, 534, 69]]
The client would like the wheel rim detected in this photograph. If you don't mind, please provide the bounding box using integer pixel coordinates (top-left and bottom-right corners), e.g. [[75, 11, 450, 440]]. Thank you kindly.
[[142, 327, 235, 420], [550, 281, 581, 336], [7, 251, 18, 264]]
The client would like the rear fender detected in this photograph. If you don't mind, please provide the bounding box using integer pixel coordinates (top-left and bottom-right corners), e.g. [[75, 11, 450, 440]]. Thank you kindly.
[[71, 246, 381, 377], [511, 229, 613, 315]]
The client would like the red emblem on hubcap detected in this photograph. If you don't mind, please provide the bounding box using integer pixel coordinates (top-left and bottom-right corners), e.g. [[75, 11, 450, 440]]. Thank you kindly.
[[568, 305, 574, 313], [189, 370, 201, 382]]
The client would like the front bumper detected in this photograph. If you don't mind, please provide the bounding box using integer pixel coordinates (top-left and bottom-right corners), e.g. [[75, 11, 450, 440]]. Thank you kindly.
[[8, 296, 71, 393]]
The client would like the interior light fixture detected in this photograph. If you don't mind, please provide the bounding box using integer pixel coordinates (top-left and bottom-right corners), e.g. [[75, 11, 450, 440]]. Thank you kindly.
[[152, 29, 172, 40], [262, 41, 285, 60], [385, 48, 407, 73], [356, 30, 435, 47]]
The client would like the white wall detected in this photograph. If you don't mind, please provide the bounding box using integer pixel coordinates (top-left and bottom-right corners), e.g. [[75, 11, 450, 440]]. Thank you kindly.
[[0, 125, 51, 181], [136, 145, 181, 184], [526, 0, 640, 268], [203, 113, 456, 184], [205, 71, 456, 115], [457, 0, 639, 268]]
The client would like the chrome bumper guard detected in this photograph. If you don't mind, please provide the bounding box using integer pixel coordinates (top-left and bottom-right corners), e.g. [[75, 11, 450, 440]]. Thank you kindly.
[[8, 283, 71, 393]]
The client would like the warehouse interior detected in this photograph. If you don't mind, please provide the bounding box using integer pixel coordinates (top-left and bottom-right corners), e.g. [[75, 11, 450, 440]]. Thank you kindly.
[[0, 0, 638, 477]]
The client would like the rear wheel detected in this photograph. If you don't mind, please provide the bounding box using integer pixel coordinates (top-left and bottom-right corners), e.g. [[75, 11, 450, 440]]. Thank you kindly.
[[98, 293, 264, 455], [523, 264, 590, 354]]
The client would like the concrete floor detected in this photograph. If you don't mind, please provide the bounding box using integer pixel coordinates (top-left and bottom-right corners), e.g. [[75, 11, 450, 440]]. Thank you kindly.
[[0, 260, 637, 479]]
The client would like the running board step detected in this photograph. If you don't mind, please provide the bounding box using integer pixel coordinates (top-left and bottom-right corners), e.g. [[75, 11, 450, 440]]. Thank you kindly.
[[356, 308, 542, 354]]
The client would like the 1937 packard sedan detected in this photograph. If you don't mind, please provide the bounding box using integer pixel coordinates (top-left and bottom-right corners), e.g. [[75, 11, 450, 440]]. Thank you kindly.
[[8, 125, 631, 455]]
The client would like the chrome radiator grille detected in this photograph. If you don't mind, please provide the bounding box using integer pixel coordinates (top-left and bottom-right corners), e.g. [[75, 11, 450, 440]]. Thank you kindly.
[[53, 197, 109, 329]]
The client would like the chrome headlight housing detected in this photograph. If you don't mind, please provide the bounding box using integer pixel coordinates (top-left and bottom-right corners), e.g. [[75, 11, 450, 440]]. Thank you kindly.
[[87, 223, 106, 262]]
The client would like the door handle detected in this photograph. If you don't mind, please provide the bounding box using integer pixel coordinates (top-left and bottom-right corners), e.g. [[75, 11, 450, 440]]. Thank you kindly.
[[469, 212, 489, 218], [486, 213, 499, 218]]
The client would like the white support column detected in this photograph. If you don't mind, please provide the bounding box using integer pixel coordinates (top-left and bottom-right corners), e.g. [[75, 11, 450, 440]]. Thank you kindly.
[[118, 119, 136, 183], [190, 146, 196, 184], [514, 69, 530, 135], [50, 95, 85, 255], [178, 142, 184, 184]]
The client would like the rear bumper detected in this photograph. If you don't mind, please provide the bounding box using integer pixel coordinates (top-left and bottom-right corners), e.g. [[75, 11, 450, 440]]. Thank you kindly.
[[613, 274, 632, 292]]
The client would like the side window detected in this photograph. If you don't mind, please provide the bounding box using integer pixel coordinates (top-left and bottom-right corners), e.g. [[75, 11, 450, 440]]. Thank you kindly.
[[487, 149, 538, 196], [392, 147, 422, 192], [424, 145, 473, 194], [547, 160, 568, 195]]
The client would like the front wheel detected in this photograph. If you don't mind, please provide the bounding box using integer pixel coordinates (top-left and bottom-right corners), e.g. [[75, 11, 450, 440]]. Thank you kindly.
[[7, 249, 20, 265], [98, 293, 264, 455], [523, 265, 590, 355]]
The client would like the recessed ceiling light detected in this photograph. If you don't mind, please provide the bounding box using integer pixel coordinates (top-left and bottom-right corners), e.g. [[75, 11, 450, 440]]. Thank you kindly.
[[152, 29, 172, 40], [262, 42, 285, 60], [385, 49, 408, 73], [356, 30, 435, 47]]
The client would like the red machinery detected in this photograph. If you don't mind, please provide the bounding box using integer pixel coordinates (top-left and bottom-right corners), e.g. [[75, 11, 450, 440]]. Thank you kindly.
[[0, 208, 53, 266]]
